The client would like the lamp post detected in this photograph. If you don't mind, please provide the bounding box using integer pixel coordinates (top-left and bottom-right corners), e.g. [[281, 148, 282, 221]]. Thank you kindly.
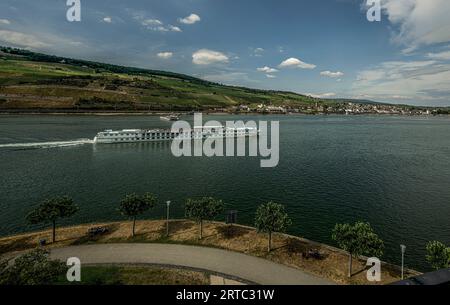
[[400, 244, 406, 280], [166, 201, 171, 237]]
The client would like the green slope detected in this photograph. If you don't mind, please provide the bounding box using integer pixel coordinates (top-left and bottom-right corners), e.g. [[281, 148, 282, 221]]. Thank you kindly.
[[0, 47, 346, 112]]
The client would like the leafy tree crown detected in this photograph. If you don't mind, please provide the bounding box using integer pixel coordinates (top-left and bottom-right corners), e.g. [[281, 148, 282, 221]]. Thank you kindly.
[[332, 222, 384, 257], [185, 197, 224, 222], [255, 201, 292, 234], [0, 249, 66, 285], [26, 196, 78, 224], [426, 241, 450, 270], [119, 193, 157, 218]]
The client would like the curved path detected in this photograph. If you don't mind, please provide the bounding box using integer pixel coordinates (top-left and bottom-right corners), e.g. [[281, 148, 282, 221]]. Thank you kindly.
[[49, 243, 333, 285]]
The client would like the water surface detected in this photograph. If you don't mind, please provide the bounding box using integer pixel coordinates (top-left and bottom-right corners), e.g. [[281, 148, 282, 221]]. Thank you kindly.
[[1, 114, 449, 271]]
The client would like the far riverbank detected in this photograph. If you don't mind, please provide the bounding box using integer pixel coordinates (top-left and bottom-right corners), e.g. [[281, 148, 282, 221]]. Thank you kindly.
[[1, 110, 449, 117]]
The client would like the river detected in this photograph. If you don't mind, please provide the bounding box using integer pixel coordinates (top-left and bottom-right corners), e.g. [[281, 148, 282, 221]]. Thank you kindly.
[[1, 114, 449, 271]]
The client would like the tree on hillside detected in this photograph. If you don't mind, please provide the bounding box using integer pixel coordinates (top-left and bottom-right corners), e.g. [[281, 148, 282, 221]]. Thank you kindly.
[[426, 241, 450, 270], [185, 197, 224, 239], [255, 202, 292, 252], [26, 196, 78, 243], [332, 222, 384, 278], [0, 249, 66, 285], [119, 193, 157, 237]]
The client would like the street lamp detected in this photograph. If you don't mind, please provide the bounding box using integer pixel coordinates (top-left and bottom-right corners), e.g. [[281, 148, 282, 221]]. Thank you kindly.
[[166, 201, 171, 237], [400, 244, 406, 280]]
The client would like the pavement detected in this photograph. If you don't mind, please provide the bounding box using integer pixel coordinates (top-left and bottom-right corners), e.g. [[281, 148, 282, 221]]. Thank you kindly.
[[49, 243, 334, 285]]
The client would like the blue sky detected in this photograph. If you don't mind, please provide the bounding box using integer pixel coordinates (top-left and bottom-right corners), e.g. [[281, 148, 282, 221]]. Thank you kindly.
[[1, 0, 450, 106]]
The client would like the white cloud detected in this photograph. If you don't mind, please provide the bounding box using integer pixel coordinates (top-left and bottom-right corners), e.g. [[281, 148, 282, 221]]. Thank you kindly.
[[103, 17, 112, 23], [139, 18, 181, 32], [252, 47, 264, 57], [390, 95, 410, 100], [142, 19, 163, 26], [152, 25, 181, 32], [353, 59, 450, 104], [306, 92, 336, 98], [192, 49, 229, 65], [167, 25, 182, 32], [427, 50, 450, 61], [69, 41, 83, 47], [0, 29, 90, 54], [257, 66, 278, 73], [157, 52, 173, 59], [279, 57, 316, 69], [0, 30, 50, 48], [179, 13, 201, 25], [380, 0, 450, 50], [320, 70, 344, 78], [0, 19, 11, 25], [266, 74, 277, 79], [356, 60, 436, 82]]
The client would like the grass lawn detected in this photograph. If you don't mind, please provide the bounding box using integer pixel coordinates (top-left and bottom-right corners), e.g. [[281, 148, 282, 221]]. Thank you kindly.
[[55, 265, 210, 285]]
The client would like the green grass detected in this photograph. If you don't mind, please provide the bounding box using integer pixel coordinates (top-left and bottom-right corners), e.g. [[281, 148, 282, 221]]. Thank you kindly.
[[54, 265, 210, 285]]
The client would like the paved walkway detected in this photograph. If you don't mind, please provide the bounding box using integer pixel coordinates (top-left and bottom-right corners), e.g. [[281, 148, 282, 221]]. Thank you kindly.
[[49, 243, 333, 285]]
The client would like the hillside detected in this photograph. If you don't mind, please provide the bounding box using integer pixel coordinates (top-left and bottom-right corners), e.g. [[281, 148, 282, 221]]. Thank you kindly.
[[0, 47, 352, 113]]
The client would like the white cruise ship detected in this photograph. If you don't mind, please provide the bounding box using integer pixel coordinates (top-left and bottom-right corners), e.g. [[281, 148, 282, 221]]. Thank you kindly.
[[94, 126, 259, 144], [160, 114, 180, 121]]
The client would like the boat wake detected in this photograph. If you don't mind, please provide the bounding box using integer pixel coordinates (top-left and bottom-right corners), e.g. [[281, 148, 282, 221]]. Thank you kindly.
[[0, 139, 94, 149]]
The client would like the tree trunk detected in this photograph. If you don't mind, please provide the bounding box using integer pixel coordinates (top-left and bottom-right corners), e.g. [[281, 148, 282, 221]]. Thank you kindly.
[[199, 220, 203, 240], [52, 220, 56, 243], [348, 253, 353, 278], [268, 232, 272, 252], [132, 217, 136, 237]]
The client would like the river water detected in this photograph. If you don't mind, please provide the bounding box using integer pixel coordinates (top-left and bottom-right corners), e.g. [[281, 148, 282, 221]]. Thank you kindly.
[[1, 114, 449, 271]]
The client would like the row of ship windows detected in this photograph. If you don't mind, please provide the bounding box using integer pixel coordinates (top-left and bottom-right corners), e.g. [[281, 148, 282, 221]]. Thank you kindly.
[[113, 135, 212, 141], [110, 133, 253, 141], [104, 131, 248, 137]]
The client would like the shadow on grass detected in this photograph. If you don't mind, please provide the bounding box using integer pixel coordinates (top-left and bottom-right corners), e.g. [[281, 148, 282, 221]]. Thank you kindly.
[[0, 236, 36, 255], [216, 225, 249, 240], [276, 238, 328, 260], [162, 220, 197, 237], [70, 223, 120, 246], [283, 238, 312, 253], [352, 261, 402, 279], [352, 267, 368, 278]]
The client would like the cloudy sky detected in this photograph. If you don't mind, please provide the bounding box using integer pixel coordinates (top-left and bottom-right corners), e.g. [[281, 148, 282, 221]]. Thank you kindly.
[[1, 0, 450, 106]]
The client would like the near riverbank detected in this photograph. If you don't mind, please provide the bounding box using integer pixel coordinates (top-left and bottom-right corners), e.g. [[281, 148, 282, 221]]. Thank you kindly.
[[0, 220, 419, 285]]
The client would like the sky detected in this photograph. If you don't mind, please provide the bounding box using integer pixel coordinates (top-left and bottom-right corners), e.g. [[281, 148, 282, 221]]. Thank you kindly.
[[1, 0, 450, 106]]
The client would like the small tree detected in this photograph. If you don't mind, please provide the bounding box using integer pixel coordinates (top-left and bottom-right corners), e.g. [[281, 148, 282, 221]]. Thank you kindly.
[[332, 222, 384, 278], [255, 202, 292, 252], [119, 193, 156, 237], [26, 196, 78, 243], [0, 249, 66, 285], [185, 197, 224, 239], [426, 241, 450, 270]]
